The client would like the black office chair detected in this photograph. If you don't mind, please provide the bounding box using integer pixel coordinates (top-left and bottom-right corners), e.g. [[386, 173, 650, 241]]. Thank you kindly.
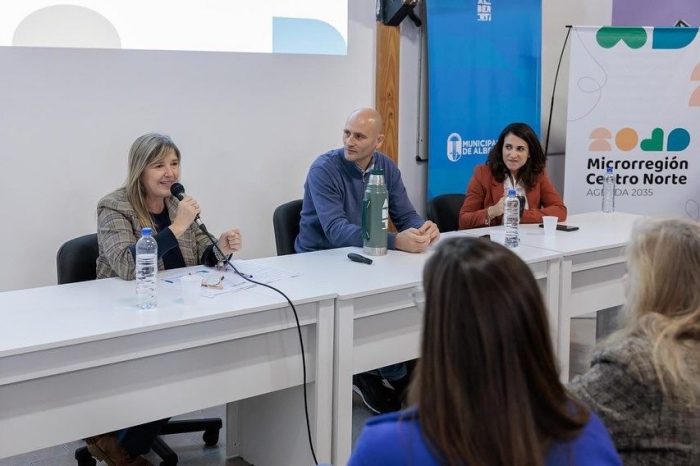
[[57, 234, 222, 466], [426, 194, 466, 233], [273, 199, 303, 256], [56, 234, 101, 284]]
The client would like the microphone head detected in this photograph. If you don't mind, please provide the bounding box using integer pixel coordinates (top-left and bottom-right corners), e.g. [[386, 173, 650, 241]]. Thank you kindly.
[[170, 182, 186, 200]]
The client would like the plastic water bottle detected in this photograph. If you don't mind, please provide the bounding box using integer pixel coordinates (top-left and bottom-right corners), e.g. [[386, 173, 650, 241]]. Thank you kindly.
[[504, 189, 520, 248], [136, 227, 157, 309], [602, 167, 615, 213]]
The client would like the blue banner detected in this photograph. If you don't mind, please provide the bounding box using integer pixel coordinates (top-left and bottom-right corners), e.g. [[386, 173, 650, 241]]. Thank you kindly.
[[426, 0, 542, 199]]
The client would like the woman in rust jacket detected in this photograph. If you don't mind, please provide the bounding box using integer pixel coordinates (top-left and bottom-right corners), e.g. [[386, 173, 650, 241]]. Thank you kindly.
[[458, 122, 566, 230]]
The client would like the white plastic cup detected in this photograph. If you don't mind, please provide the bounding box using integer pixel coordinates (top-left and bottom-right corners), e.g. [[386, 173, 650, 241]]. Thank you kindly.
[[181, 274, 203, 305], [543, 216, 558, 236], [490, 229, 506, 245]]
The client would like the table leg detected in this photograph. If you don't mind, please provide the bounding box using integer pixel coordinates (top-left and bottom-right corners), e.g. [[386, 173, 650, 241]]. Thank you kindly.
[[332, 299, 355, 466], [558, 258, 573, 382], [544, 259, 561, 355], [314, 299, 335, 462], [225, 402, 240, 458]]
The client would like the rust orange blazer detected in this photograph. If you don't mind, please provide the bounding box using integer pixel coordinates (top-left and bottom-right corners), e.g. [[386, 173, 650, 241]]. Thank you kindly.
[[458, 164, 567, 230]]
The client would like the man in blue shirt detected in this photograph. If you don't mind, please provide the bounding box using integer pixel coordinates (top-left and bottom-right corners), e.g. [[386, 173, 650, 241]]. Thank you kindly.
[[295, 108, 439, 253], [295, 108, 440, 414]]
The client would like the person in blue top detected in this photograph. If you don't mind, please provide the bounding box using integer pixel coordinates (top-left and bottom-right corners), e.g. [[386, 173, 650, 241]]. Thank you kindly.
[[295, 108, 439, 253], [295, 108, 440, 415], [349, 237, 622, 466]]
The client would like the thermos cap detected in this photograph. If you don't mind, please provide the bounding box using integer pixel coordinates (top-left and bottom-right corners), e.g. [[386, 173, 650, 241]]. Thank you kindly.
[[368, 169, 386, 187]]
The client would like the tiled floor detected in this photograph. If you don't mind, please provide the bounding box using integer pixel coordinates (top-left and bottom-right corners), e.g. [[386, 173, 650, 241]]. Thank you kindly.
[[0, 400, 373, 466], [0, 405, 250, 466], [1, 316, 607, 466], [569, 307, 621, 380], [570, 315, 597, 379]]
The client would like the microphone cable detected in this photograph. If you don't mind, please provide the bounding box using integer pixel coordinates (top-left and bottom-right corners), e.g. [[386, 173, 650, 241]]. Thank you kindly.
[[544, 25, 572, 159], [197, 224, 319, 466]]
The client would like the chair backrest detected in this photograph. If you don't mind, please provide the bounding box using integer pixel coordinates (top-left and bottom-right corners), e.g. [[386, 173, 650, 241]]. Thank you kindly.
[[273, 200, 303, 256], [427, 194, 466, 233], [56, 234, 99, 284]]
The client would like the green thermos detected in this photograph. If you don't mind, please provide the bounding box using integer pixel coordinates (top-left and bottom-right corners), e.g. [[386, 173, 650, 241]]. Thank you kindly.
[[362, 169, 389, 256]]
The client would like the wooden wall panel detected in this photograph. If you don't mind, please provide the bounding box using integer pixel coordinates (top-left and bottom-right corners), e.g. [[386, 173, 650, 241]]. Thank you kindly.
[[375, 23, 401, 165]]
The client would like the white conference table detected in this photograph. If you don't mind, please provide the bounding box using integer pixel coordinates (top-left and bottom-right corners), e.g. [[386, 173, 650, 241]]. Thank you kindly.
[[256, 233, 563, 465], [0, 268, 336, 466], [1, 214, 635, 465], [461, 211, 642, 380]]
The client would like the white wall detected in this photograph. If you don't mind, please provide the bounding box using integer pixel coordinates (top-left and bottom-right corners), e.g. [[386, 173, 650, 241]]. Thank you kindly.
[[0, 1, 383, 292], [541, 0, 613, 193], [398, 0, 616, 213], [0, 1, 614, 292], [397, 6, 427, 217]]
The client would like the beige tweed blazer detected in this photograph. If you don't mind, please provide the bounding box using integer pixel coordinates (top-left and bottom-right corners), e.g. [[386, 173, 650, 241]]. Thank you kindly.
[[96, 187, 218, 280]]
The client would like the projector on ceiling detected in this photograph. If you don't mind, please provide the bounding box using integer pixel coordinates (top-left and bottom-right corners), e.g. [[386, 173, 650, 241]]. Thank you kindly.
[[378, 0, 418, 27]]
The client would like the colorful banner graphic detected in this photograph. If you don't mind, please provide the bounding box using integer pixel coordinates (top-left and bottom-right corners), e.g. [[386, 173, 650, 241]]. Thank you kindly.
[[564, 26, 700, 219], [613, 0, 700, 27], [425, 0, 541, 200]]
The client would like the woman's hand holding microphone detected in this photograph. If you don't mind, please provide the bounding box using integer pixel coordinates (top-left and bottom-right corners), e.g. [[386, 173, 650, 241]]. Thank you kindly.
[[170, 196, 200, 238]]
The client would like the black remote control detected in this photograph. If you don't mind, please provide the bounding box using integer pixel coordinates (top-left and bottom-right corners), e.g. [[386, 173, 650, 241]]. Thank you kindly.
[[347, 252, 373, 265]]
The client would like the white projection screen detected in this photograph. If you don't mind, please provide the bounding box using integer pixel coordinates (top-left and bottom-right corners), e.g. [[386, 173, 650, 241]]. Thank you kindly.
[[1, 0, 347, 55], [0, 0, 379, 294]]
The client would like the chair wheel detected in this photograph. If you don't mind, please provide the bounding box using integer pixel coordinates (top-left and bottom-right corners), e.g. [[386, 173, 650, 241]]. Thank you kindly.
[[203, 429, 219, 446], [75, 446, 97, 466]]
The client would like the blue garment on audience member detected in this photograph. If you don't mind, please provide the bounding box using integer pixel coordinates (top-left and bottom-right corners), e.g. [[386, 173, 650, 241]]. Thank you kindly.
[[295, 148, 424, 252], [348, 408, 622, 466]]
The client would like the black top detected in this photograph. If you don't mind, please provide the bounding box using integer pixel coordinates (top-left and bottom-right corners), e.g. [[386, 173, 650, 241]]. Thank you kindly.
[[129, 210, 217, 269]]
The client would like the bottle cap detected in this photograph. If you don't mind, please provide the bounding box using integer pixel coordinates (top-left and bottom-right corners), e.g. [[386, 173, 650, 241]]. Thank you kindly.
[[141, 227, 153, 236], [606, 167, 613, 173], [507, 189, 517, 196], [369, 169, 385, 175]]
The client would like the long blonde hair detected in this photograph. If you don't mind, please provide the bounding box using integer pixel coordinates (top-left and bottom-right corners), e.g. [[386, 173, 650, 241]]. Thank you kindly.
[[611, 217, 700, 404], [125, 133, 181, 230]]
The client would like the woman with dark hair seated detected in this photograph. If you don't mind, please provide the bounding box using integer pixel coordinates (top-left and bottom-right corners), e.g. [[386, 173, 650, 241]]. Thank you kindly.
[[349, 238, 621, 465], [569, 218, 700, 465], [459, 122, 566, 230]]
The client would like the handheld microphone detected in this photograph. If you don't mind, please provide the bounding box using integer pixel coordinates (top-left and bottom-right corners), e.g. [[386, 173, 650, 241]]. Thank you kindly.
[[170, 182, 208, 232]]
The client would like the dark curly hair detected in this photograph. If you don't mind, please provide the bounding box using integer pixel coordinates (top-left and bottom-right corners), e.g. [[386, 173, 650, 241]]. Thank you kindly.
[[486, 123, 546, 189]]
